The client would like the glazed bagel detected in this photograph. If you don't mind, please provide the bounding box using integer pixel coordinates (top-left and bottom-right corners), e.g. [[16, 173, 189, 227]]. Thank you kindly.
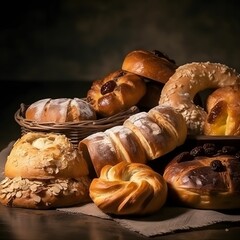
[[0, 132, 91, 209], [89, 161, 167, 216], [122, 49, 177, 83], [159, 62, 240, 135], [204, 85, 240, 135], [163, 143, 240, 209], [86, 69, 146, 117], [25, 98, 97, 123]]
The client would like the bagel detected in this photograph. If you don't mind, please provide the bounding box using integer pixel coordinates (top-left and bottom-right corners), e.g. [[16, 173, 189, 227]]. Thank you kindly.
[[86, 69, 146, 117], [122, 49, 177, 83], [89, 161, 167, 216], [204, 84, 240, 135], [159, 62, 240, 135]]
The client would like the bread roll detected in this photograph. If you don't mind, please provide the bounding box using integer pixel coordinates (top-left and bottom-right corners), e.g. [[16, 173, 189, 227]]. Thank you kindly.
[[163, 143, 240, 209], [86, 69, 146, 117], [0, 132, 91, 209], [204, 84, 240, 135], [25, 98, 97, 123], [122, 49, 177, 83], [124, 105, 187, 160], [79, 126, 147, 177]]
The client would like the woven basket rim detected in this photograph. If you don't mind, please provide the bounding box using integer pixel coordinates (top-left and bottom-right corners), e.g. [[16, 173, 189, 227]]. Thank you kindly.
[[15, 103, 139, 131]]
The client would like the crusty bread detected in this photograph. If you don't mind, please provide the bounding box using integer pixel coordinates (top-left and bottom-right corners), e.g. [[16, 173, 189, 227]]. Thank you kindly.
[[25, 98, 97, 123], [0, 132, 91, 209], [79, 105, 187, 177]]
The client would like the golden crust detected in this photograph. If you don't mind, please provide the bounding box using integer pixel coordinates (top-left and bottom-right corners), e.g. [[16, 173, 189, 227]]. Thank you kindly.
[[163, 149, 240, 209], [89, 161, 167, 215], [0, 177, 91, 209], [5, 132, 89, 179], [86, 69, 146, 117], [204, 85, 240, 135], [159, 62, 240, 135], [25, 98, 97, 123], [122, 49, 177, 83]]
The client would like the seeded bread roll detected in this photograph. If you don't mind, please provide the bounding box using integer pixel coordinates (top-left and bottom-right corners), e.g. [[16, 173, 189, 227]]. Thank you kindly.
[[0, 132, 91, 209]]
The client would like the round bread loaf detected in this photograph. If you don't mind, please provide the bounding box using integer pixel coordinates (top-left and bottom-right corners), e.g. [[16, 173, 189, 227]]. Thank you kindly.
[[0, 132, 91, 209], [25, 98, 97, 123], [163, 143, 240, 209]]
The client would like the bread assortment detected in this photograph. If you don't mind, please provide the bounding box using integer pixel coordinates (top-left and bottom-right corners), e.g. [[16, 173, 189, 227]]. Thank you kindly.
[[2, 48, 240, 215], [0, 132, 91, 209], [89, 161, 167, 215], [163, 143, 240, 209], [204, 84, 240, 135]]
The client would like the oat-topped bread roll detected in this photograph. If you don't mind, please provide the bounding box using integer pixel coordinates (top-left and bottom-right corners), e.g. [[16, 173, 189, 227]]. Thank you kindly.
[[0, 132, 91, 209], [163, 143, 240, 209], [25, 98, 97, 123], [204, 84, 240, 135]]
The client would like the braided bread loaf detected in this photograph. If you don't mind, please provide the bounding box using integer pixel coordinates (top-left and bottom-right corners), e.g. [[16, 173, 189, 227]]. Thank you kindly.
[[89, 161, 167, 215], [79, 105, 187, 177]]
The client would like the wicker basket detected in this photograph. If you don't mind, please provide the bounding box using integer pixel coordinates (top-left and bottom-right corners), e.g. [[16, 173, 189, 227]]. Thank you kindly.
[[15, 103, 139, 148]]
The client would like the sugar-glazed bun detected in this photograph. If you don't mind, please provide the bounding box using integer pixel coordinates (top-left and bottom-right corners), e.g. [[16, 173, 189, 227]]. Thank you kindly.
[[86, 69, 146, 117]]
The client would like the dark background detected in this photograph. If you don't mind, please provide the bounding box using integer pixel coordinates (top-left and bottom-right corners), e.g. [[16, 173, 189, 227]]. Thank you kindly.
[[1, 0, 240, 148]]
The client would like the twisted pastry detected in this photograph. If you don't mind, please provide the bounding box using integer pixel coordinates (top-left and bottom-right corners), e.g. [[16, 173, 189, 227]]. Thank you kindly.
[[89, 161, 167, 215], [159, 62, 240, 135], [79, 105, 187, 177]]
